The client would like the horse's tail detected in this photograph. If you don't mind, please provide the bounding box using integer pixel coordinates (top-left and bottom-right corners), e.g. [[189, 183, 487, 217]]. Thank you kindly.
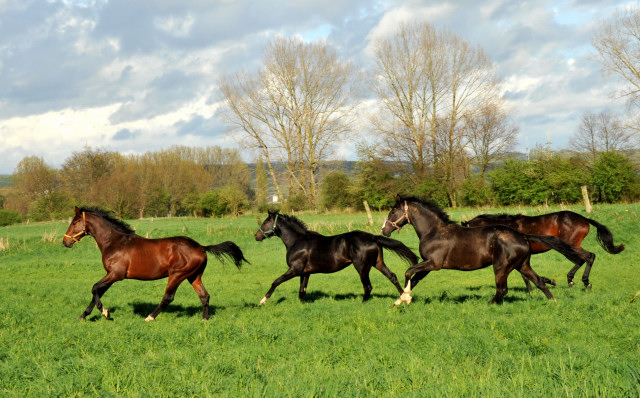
[[525, 234, 585, 265], [586, 218, 625, 254], [374, 236, 419, 265], [203, 241, 249, 269]]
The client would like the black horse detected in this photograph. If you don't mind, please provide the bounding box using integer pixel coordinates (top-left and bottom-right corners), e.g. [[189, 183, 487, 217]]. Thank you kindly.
[[381, 195, 585, 306], [462, 211, 624, 289], [255, 210, 418, 305]]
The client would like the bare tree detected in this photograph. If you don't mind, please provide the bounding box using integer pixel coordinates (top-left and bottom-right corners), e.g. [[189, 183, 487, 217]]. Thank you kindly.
[[569, 109, 636, 162], [219, 36, 359, 206], [593, 6, 640, 114], [465, 102, 519, 176], [370, 22, 502, 206]]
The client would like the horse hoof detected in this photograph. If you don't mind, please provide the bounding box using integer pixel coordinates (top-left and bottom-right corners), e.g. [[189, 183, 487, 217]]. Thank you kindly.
[[550, 279, 557, 286], [78, 316, 86, 321], [585, 283, 592, 289], [568, 281, 575, 287], [259, 297, 268, 306], [101, 308, 109, 318], [145, 315, 155, 322]]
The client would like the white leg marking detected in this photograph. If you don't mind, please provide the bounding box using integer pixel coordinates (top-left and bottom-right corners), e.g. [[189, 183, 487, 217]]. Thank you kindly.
[[145, 315, 155, 322], [101, 308, 109, 318], [259, 296, 268, 306]]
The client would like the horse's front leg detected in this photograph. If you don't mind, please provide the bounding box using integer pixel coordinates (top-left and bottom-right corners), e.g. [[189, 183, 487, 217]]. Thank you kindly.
[[79, 272, 123, 320], [260, 267, 299, 306], [394, 259, 439, 307]]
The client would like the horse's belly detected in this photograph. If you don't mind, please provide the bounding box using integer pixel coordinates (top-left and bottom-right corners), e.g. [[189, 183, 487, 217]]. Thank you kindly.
[[439, 246, 493, 270], [124, 253, 170, 280]]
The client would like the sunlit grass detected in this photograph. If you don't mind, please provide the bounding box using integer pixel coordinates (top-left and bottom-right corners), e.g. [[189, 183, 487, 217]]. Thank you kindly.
[[0, 203, 638, 396]]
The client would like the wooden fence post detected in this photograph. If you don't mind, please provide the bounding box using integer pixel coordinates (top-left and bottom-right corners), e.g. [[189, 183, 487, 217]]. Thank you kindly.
[[581, 185, 592, 213], [363, 200, 373, 225]]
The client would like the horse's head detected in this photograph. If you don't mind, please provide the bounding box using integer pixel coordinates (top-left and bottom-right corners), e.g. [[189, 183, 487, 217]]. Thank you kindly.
[[381, 194, 410, 237], [62, 206, 89, 248], [255, 210, 280, 241]]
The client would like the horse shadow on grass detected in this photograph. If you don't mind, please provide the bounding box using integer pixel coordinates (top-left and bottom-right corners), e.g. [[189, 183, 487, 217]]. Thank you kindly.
[[131, 302, 227, 319], [241, 291, 401, 308], [412, 285, 530, 305]]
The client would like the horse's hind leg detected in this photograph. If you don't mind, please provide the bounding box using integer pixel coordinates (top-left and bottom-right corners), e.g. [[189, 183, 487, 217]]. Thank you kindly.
[[566, 248, 590, 287], [299, 275, 310, 300], [358, 270, 373, 301], [146, 275, 185, 321], [519, 262, 555, 301], [491, 268, 509, 304], [373, 252, 402, 293], [79, 272, 122, 320], [580, 252, 596, 289], [518, 257, 555, 292], [520, 273, 533, 292], [188, 273, 211, 320]]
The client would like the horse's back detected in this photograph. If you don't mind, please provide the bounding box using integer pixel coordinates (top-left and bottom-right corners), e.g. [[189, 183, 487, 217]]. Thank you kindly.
[[114, 235, 206, 280]]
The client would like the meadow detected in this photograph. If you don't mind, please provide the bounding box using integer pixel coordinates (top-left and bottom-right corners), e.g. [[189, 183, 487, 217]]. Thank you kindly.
[[0, 203, 639, 397]]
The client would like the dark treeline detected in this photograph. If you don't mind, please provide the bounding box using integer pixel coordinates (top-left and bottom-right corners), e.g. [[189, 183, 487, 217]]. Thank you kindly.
[[0, 144, 638, 226]]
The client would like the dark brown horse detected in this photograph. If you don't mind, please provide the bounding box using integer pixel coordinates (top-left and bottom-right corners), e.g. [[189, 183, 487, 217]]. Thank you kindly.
[[255, 210, 418, 305], [462, 211, 624, 289], [381, 195, 586, 306], [63, 206, 248, 321]]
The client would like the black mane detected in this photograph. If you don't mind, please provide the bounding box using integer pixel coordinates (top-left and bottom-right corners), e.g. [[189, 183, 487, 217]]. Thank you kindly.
[[401, 196, 456, 225], [474, 213, 521, 222], [278, 213, 313, 234], [79, 206, 136, 234]]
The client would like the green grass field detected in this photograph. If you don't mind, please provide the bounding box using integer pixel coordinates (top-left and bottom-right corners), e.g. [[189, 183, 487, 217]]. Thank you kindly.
[[1, 204, 639, 397]]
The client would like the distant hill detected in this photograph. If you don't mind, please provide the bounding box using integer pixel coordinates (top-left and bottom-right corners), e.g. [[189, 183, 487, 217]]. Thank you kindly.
[[0, 175, 12, 188]]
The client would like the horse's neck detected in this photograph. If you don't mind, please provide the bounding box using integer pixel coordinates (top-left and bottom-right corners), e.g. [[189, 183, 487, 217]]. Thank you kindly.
[[87, 216, 127, 252], [278, 222, 306, 248], [410, 206, 449, 238]]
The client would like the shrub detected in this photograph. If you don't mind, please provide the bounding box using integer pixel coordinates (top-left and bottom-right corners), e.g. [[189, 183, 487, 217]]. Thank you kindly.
[[285, 193, 311, 212], [460, 175, 494, 207], [0, 209, 21, 226], [28, 192, 73, 221], [413, 175, 450, 208], [590, 151, 640, 202], [320, 170, 359, 210]]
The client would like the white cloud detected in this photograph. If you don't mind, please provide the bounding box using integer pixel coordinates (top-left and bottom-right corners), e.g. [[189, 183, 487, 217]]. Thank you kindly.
[[154, 13, 195, 37], [0, 0, 633, 173]]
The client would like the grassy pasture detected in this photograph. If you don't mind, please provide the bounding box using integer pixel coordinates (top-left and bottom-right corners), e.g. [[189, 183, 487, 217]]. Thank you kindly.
[[0, 203, 639, 397]]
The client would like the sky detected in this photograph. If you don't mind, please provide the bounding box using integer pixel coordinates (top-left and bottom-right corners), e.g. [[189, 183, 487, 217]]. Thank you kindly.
[[0, 0, 635, 174]]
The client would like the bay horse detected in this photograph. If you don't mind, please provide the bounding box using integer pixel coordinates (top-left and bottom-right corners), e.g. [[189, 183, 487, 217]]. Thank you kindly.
[[381, 195, 585, 306], [462, 211, 624, 289], [63, 206, 248, 321], [254, 210, 418, 305]]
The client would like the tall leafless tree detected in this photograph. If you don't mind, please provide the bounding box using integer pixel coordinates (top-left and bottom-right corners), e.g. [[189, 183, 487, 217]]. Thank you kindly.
[[593, 6, 640, 131], [569, 110, 636, 162], [219, 36, 359, 206], [465, 102, 519, 176], [369, 22, 502, 206]]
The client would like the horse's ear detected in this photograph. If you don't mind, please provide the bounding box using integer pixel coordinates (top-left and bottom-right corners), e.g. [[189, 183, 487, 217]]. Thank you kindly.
[[395, 194, 402, 203], [74, 206, 81, 215], [267, 210, 274, 216]]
